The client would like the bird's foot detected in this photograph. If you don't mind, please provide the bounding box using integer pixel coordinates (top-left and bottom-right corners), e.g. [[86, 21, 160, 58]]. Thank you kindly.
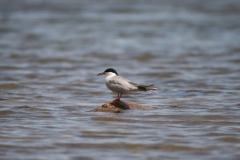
[[113, 98, 120, 102]]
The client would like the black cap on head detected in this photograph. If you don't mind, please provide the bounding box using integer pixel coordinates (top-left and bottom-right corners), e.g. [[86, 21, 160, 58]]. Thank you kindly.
[[104, 68, 118, 75]]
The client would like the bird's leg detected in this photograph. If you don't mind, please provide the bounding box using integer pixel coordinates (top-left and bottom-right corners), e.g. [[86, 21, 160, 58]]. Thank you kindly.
[[114, 93, 120, 101], [114, 93, 121, 102], [119, 92, 123, 99]]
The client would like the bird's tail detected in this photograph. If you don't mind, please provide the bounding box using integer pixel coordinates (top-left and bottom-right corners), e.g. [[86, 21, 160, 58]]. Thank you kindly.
[[137, 84, 159, 91]]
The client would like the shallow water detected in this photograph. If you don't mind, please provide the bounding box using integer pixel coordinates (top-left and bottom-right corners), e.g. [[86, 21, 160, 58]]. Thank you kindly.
[[0, 0, 240, 159]]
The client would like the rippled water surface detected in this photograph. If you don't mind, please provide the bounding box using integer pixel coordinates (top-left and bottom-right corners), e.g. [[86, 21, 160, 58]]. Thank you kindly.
[[0, 0, 240, 159]]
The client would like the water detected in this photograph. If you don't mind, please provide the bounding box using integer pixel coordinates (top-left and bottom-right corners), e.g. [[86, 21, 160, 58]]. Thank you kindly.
[[0, 0, 240, 159]]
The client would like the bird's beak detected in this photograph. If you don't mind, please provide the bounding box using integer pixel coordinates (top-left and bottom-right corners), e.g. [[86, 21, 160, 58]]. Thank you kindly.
[[97, 72, 105, 76]]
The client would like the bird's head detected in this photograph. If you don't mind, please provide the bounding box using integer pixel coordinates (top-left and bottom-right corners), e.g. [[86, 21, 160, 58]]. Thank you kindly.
[[97, 68, 118, 76]]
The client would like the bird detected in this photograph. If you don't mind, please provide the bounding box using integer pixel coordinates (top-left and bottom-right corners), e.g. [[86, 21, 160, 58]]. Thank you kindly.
[[97, 68, 157, 100]]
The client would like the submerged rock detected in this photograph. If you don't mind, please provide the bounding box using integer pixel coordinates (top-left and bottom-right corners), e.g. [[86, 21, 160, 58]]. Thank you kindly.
[[90, 100, 153, 112]]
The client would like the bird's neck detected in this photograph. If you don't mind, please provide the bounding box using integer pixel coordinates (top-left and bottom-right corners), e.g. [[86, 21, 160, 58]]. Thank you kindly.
[[105, 73, 116, 80]]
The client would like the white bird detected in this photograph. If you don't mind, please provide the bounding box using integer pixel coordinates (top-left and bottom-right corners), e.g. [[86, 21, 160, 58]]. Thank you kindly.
[[97, 68, 157, 100]]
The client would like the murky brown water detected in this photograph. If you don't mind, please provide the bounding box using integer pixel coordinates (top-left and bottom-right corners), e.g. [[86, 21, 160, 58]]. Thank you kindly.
[[0, 0, 240, 159]]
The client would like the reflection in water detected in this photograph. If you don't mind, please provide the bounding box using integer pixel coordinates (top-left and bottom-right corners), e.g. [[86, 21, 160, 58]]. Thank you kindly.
[[0, 0, 240, 159]]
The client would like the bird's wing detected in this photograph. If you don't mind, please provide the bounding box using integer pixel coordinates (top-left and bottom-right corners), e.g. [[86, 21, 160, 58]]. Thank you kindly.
[[117, 76, 141, 86], [108, 76, 127, 84], [128, 81, 139, 86], [108, 76, 157, 92], [111, 76, 153, 87], [108, 76, 139, 90]]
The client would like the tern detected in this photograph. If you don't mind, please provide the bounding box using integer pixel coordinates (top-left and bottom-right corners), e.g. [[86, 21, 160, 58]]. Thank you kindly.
[[97, 68, 157, 100]]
